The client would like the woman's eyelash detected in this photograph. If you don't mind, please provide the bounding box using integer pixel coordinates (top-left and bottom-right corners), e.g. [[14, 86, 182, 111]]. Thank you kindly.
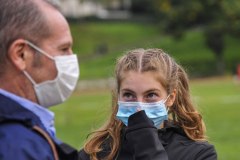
[[148, 92, 158, 96], [123, 92, 133, 96]]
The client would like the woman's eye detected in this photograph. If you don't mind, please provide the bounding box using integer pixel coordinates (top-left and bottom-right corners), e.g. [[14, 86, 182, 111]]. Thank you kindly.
[[122, 92, 135, 101], [146, 93, 159, 102]]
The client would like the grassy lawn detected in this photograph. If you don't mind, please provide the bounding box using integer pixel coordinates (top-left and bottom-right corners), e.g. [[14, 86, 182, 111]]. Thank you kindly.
[[51, 76, 240, 160], [51, 90, 111, 148], [70, 22, 240, 80], [71, 22, 159, 58], [191, 76, 240, 160]]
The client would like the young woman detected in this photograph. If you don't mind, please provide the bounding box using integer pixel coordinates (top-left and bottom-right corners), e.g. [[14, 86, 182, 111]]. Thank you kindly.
[[79, 48, 217, 160]]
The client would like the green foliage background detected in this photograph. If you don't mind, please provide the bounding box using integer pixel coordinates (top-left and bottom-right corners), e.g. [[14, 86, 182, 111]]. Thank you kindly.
[[71, 22, 240, 80]]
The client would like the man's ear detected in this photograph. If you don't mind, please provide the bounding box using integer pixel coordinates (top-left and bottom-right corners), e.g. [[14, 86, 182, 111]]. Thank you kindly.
[[166, 89, 177, 107], [7, 39, 28, 71]]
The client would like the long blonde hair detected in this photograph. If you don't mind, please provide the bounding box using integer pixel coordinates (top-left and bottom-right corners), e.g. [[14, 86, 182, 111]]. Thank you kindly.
[[84, 48, 207, 160]]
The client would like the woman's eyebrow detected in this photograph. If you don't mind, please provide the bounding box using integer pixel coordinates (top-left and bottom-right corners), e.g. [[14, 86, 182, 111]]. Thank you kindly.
[[144, 89, 161, 94], [121, 88, 134, 92]]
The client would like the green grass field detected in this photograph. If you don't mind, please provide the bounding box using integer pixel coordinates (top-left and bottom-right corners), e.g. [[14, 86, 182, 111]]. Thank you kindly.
[[51, 76, 240, 160], [70, 22, 240, 80]]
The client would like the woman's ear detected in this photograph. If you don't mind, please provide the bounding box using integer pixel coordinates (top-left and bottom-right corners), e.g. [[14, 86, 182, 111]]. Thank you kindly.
[[7, 39, 28, 71], [166, 89, 177, 107]]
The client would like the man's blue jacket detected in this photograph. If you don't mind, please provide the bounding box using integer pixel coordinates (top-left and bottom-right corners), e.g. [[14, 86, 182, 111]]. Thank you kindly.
[[0, 93, 78, 160]]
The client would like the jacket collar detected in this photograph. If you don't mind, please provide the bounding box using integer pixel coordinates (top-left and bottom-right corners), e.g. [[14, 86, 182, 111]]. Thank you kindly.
[[0, 93, 79, 160], [0, 93, 44, 128], [161, 121, 186, 135], [158, 121, 187, 146]]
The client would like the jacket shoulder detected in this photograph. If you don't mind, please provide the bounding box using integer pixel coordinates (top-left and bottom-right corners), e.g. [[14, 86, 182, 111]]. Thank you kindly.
[[192, 141, 217, 160], [0, 122, 54, 160], [165, 131, 217, 160], [78, 149, 90, 160]]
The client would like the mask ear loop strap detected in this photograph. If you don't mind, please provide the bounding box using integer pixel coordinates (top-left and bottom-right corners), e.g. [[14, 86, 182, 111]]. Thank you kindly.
[[23, 70, 37, 85], [25, 40, 54, 60], [163, 94, 171, 128], [163, 94, 170, 103], [164, 94, 171, 112]]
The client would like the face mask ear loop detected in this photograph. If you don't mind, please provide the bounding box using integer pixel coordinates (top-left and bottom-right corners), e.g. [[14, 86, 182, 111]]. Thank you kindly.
[[163, 94, 170, 103], [25, 40, 54, 60], [164, 94, 171, 112], [23, 70, 37, 86]]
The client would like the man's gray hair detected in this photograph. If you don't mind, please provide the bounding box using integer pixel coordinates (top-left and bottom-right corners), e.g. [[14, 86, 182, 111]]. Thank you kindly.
[[0, 0, 60, 73]]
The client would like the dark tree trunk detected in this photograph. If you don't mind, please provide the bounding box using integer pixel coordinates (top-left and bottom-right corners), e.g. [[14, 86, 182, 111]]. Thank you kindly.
[[205, 30, 225, 75]]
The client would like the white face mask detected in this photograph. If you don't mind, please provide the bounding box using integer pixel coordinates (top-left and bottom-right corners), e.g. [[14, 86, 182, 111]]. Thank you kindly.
[[23, 40, 80, 108]]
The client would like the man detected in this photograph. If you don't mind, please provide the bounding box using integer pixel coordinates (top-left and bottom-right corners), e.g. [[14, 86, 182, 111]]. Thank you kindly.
[[0, 0, 79, 159]]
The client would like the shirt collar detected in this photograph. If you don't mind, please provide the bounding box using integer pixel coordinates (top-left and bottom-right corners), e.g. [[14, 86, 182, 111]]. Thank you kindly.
[[0, 89, 56, 137]]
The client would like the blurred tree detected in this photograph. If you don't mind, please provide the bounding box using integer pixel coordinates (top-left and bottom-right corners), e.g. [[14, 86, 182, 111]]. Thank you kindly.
[[153, 0, 240, 75], [131, 0, 154, 14]]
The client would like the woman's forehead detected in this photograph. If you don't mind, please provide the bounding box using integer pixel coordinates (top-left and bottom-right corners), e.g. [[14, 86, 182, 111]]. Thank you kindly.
[[119, 71, 167, 92]]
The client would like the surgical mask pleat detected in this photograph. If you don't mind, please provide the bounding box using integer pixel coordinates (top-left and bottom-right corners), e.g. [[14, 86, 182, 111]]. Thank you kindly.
[[23, 41, 80, 108], [117, 98, 168, 128]]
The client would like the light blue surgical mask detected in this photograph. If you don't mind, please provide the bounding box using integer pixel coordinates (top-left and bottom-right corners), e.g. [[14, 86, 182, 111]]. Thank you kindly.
[[116, 96, 169, 128]]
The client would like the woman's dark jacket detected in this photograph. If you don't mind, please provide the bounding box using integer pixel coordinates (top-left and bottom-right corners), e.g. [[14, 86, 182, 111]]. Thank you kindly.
[[79, 111, 217, 160]]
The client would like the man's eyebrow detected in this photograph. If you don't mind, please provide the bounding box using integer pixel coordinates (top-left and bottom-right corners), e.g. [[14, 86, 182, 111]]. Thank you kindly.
[[58, 42, 72, 48]]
